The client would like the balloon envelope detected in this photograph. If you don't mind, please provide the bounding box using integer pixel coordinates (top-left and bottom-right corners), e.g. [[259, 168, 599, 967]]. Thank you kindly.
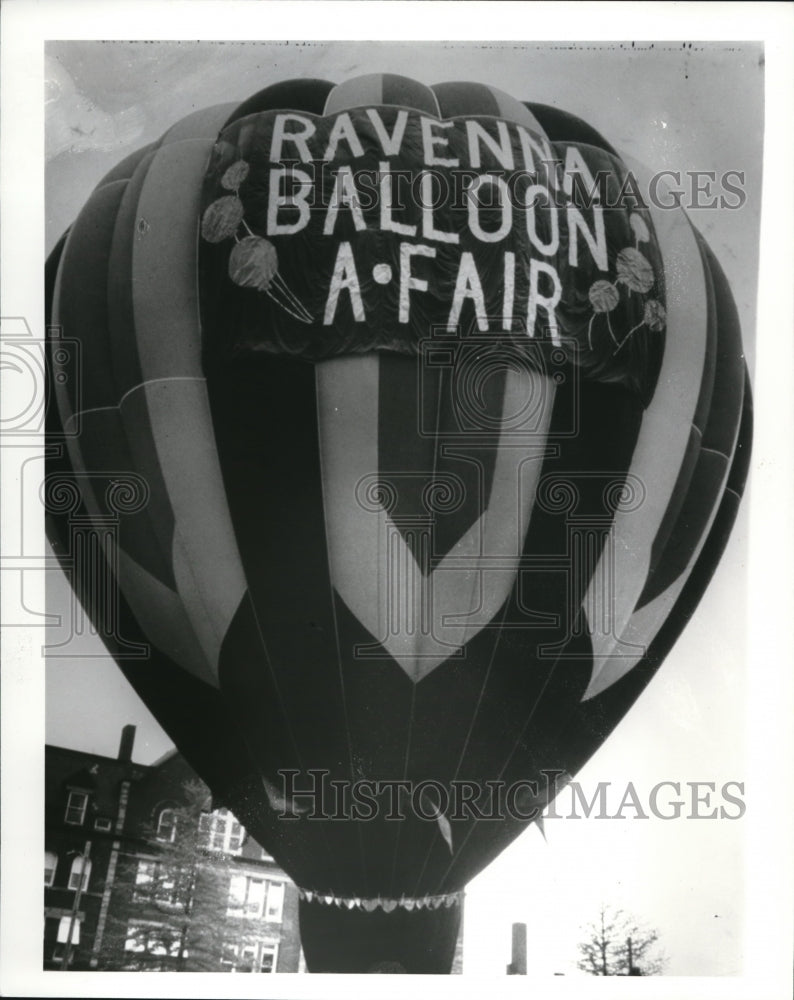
[[46, 73, 750, 973]]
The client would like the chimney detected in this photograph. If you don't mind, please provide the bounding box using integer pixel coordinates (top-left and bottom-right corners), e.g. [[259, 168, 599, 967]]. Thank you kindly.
[[506, 922, 527, 975], [118, 724, 136, 762]]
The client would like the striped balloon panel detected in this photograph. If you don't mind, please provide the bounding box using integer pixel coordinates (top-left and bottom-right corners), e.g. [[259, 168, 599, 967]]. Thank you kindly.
[[524, 373, 753, 890], [581, 239, 744, 698], [53, 176, 177, 596], [524, 102, 619, 157], [638, 231, 745, 604], [432, 81, 545, 135], [581, 243, 744, 699], [224, 78, 336, 127], [51, 115, 248, 689], [206, 351, 361, 889], [323, 354, 558, 895], [326, 73, 441, 116], [400, 383, 642, 895], [429, 377, 750, 896], [93, 142, 158, 190], [45, 273, 292, 871], [388, 146, 742, 892], [206, 335, 643, 897], [580, 155, 717, 699], [535, 289, 750, 860]]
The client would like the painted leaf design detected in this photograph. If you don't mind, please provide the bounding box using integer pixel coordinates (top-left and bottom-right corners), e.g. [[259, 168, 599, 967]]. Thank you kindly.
[[221, 160, 250, 191], [228, 236, 279, 291], [201, 195, 244, 243], [588, 279, 620, 313], [615, 247, 654, 293]]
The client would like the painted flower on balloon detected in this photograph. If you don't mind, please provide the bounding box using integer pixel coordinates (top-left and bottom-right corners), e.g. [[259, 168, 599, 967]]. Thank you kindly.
[[200, 159, 313, 324], [586, 212, 666, 356]]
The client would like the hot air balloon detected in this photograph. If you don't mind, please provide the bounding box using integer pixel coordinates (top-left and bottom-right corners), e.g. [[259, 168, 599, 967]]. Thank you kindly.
[[45, 73, 751, 973]]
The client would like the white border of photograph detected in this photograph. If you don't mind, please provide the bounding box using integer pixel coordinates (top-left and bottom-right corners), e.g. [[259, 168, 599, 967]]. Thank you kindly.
[[2, 3, 792, 999]]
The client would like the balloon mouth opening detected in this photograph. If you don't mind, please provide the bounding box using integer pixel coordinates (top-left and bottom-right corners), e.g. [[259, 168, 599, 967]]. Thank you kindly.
[[298, 891, 463, 973]]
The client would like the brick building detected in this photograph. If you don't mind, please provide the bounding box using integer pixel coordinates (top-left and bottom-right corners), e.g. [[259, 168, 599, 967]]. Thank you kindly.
[[44, 725, 302, 972]]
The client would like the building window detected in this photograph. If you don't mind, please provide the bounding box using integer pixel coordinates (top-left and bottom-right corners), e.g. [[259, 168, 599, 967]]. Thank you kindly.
[[238, 943, 258, 973], [220, 942, 239, 971], [52, 915, 81, 962], [68, 856, 91, 892], [199, 808, 244, 855], [133, 859, 154, 901], [220, 940, 278, 972], [124, 921, 181, 963], [94, 817, 112, 832], [259, 942, 278, 972], [64, 790, 89, 825], [133, 859, 179, 907], [228, 874, 265, 917], [44, 851, 58, 887], [264, 880, 285, 923], [227, 875, 285, 922], [57, 915, 81, 944], [155, 807, 177, 842]]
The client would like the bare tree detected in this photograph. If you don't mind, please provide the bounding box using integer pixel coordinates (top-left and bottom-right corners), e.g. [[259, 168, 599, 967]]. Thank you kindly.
[[577, 904, 666, 976]]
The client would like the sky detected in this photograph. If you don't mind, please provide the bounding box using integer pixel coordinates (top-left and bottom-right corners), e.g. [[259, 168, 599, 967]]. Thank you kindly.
[[2, 8, 792, 997]]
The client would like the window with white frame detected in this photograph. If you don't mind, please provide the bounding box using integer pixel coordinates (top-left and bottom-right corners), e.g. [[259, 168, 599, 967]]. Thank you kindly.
[[64, 790, 89, 825], [45, 851, 58, 887], [155, 807, 177, 842], [68, 855, 91, 892], [56, 915, 81, 944], [227, 874, 285, 922], [51, 914, 82, 963], [199, 808, 244, 854], [264, 880, 285, 922], [228, 874, 265, 917], [52, 915, 80, 965]]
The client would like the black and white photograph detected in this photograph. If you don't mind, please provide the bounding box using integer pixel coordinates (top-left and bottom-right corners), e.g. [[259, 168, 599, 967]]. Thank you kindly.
[[1, 3, 792, 998]]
